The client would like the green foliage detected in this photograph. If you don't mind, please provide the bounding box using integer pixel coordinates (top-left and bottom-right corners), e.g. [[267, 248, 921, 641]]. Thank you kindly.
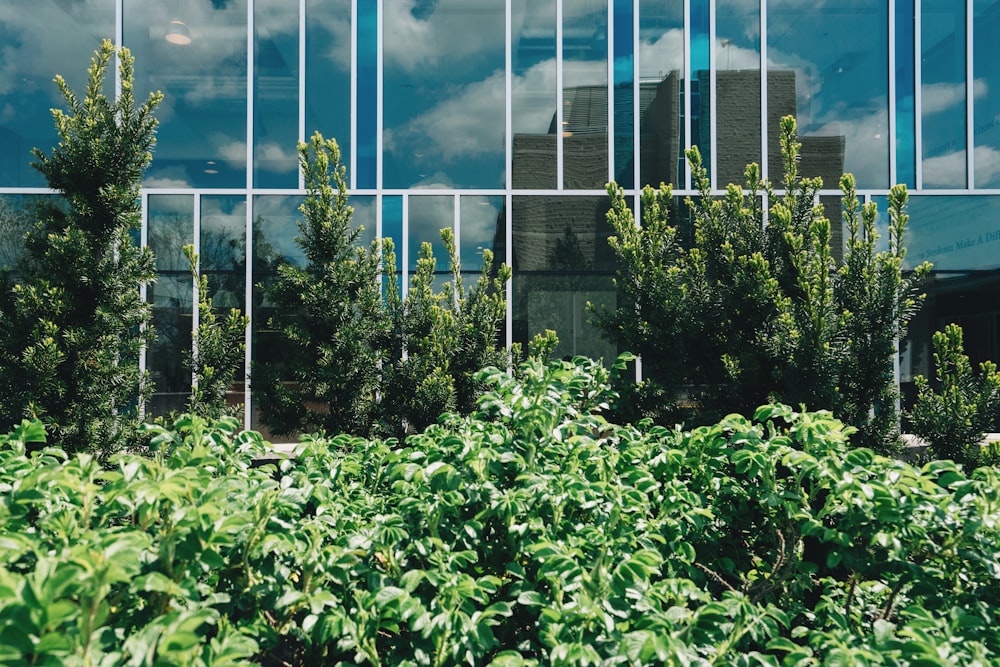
[[183, 244, 250, 420], [379, 230, 511, 438], [255, 133, 510, 439], [253, 132, 389, 437], [0, 40, 161, 457], [3, 358, 1000, 665], [909, 323, 1000, 468], [594, 115, 931, 452]]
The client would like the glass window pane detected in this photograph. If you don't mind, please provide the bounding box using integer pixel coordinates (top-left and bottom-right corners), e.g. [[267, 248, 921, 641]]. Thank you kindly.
[[920, 0, 967, 188], [974, 0, 1000, 188], [896, 0, 916, 187], [0, 194, 46, 272], [887, 195, 1000, 271], [638, 0, 684, 189], [460, 195, 503, 270], [305, 0, 353, 183], [715, 0, 761, 187], [126, 0, 248, 188], [255, 0, 299, 188], [512, 0, 557, 189], [0, 0, 115, 187], [613, 0, 635, 188], [357, 1, 377, 189], [383, 0, 505, 189], [563, 0, 609, 190], [768, 2, 889, 189], [253, 195, 305, 273], [382, 195, 403, 274], [148, 194, 194, 270], [511, 196, 618, 362], [146, 195, 194, 418], [201, 195, 247, 307], [408, 196, 453, 272]]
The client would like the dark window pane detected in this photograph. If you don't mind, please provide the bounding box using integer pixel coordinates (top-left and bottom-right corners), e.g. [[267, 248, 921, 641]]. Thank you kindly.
[[511, 196, 618, 362], [146, 195, 195, 417], [613, 0, 635, 188]]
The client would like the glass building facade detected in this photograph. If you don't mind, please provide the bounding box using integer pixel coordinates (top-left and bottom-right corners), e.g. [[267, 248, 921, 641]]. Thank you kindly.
[[2, 0, 1000, 425]]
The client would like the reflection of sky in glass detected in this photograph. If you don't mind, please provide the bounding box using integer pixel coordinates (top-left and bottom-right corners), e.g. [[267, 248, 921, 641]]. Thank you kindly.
[[460, 196, 502, 268], [126, 0, 249, 189], [255, 0, 299, 188], [920, 1, 966, 188], [895, 0, 916, 188], [0, 0, 115, 187], [305, 0, 352, 186], [768, 2, 889, 189], [357, 1, 378, 189], [383, 196, 403, 273], [201, 195, 247, 271], [613, 0, 635, 188], [638, 0, 683, 189], [383, 0, 505, 189], [973, 0, 1000, 188], [408, 196, 453, 272]]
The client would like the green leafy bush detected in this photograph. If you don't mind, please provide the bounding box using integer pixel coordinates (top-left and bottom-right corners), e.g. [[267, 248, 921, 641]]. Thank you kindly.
[[594, 116, 930, 453], [2, 357, 999, 665], [379, 229, 511, 439], [909, 322, 1000, 468]]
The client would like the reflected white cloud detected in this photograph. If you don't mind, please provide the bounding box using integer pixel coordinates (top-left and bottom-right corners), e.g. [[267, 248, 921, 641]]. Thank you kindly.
[[384, 0, 505, 74], [218, 139, 249, 167], [255, 142, 298, 172], [638, 28, 684, 78], [922, 150, 966, 188], [921, 81, 983, 115], [974, 145, 1000, 186], [304, 0, 351, 73], [811, 109, 889, 187], [0, 0, 112, 93], [390, 69, 505, 162], [145, 167, 193, 189]]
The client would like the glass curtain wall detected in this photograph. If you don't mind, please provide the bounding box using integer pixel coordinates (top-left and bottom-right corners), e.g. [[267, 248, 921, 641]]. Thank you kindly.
[[3, 1, 1000, 428]]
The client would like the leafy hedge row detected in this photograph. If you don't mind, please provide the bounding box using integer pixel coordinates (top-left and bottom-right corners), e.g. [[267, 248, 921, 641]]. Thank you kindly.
[[2, 356, 1000, 665]]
